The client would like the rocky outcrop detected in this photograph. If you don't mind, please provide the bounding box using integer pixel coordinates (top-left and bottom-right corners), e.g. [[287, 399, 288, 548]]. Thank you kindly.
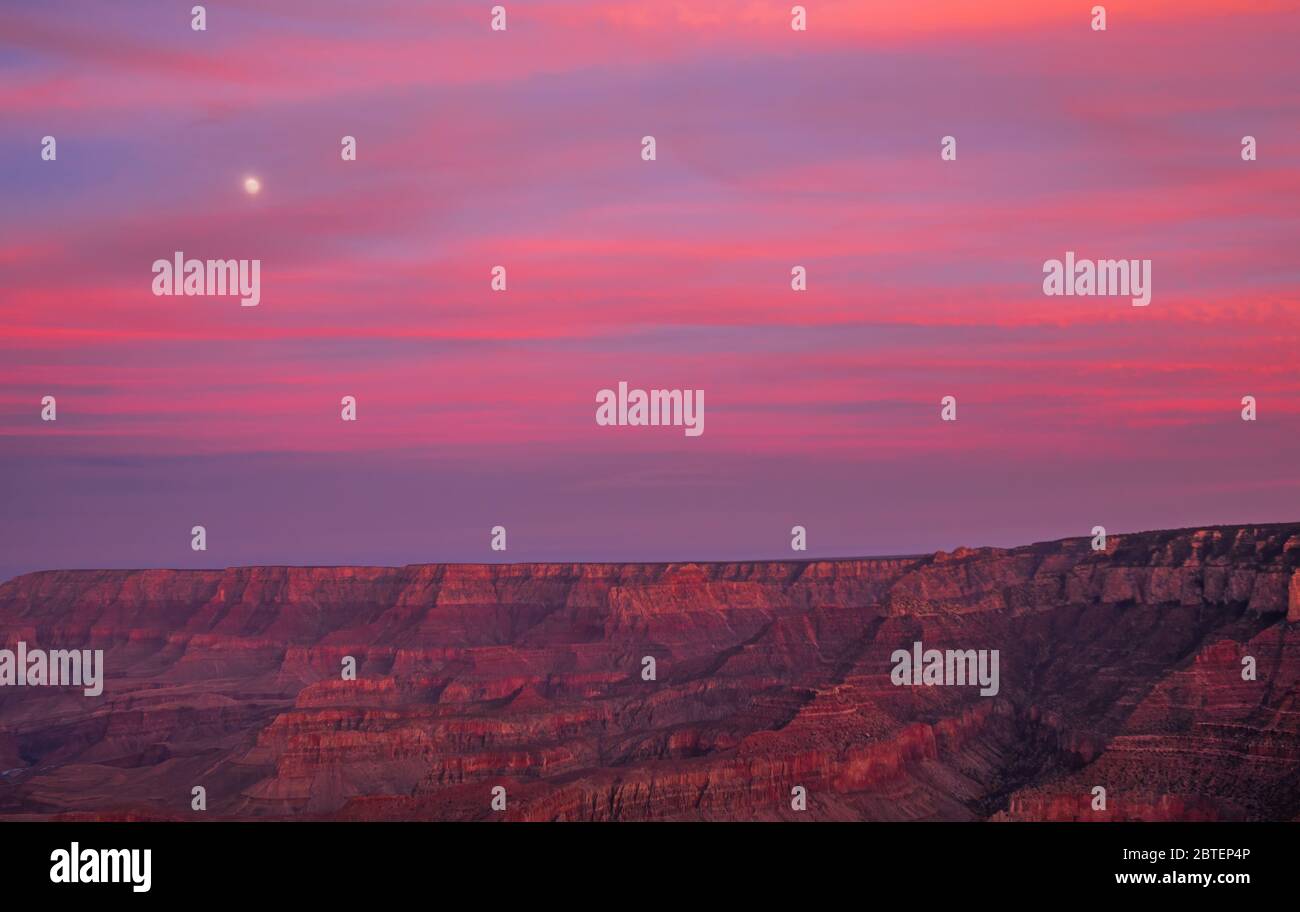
[[1, 523, 1298, 821]]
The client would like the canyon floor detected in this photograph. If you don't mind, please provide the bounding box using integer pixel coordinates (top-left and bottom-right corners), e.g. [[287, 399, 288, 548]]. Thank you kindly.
[[2, 522, 1298, 821]]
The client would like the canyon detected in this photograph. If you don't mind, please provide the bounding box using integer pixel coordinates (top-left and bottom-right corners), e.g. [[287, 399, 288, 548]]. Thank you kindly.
[[1, 522, 1298, 822]]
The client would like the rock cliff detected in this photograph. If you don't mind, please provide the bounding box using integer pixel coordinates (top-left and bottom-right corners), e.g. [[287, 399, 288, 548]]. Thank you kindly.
[[1, 523, 1297, 821]]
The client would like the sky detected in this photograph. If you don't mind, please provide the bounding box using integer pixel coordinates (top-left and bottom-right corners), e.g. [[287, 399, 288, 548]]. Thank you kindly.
[[1, 0, 1298, 580]]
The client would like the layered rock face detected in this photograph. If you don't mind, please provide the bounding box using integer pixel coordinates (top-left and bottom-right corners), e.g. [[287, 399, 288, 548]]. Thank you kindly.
[[1, 523, 1298, 821]]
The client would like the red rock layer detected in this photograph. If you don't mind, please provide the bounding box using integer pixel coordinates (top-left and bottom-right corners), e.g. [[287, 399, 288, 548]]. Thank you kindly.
[[1, 524, 1297, 821]]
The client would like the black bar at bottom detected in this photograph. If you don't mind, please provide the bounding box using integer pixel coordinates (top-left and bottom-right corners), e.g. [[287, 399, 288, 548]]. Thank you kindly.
[[0, 821, 1281, 899]]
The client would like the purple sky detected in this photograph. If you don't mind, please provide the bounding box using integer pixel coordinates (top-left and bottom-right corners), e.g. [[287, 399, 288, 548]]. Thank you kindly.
[[2, 1, 1299, 580]]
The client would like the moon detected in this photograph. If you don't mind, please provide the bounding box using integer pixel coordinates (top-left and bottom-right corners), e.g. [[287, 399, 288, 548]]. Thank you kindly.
[[243, 176, 261, 196]]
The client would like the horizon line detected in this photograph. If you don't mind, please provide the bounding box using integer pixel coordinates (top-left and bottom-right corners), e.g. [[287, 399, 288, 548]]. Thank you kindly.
[[5, 519, 1297, 584]]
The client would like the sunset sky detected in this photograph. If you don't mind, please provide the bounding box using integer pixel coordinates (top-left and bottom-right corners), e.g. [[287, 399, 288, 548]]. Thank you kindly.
[[2, 0, 1298, 580]]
